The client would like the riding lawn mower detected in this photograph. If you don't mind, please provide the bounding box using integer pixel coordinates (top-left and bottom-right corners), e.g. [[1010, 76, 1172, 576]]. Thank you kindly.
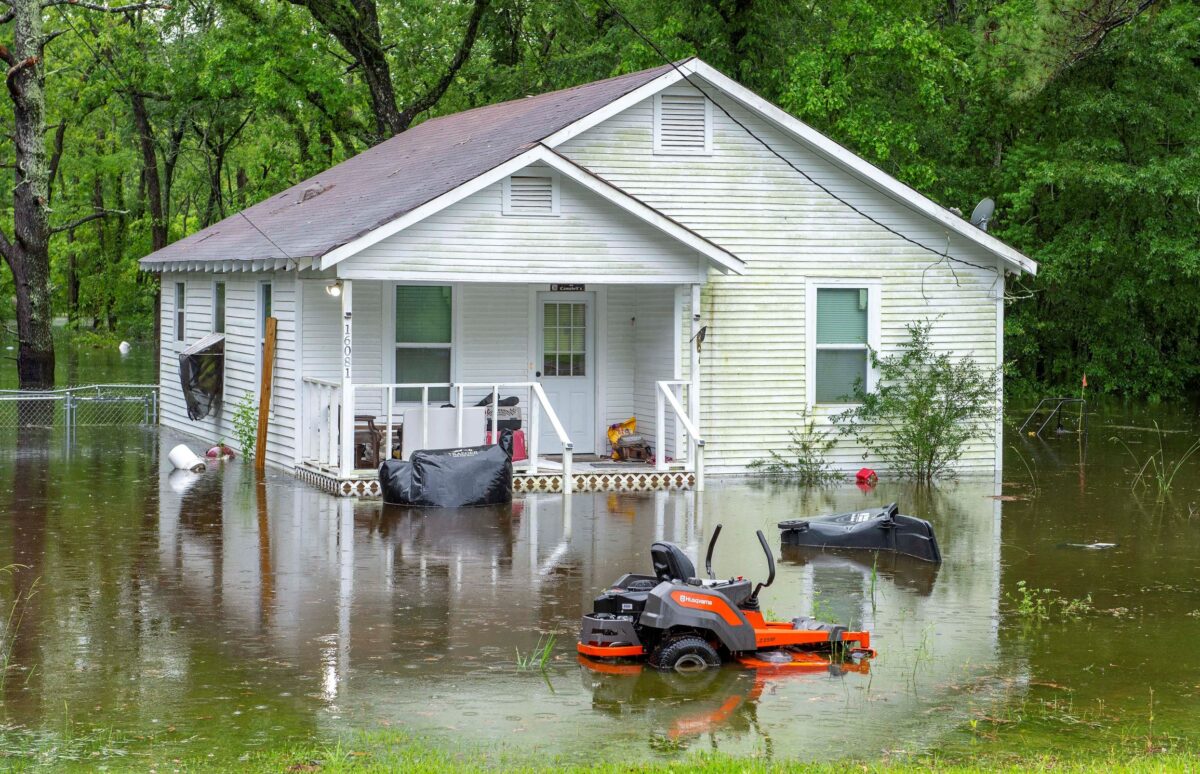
[[577, 525, 874, 672]]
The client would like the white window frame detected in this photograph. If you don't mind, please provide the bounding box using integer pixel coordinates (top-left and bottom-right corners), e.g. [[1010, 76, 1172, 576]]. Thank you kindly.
[[212, 280, 226, 334], [501, 172, 560, 217], [653, 92, 713, 156], [805, 278, 881, 409], [385, 282, 459, 405], [174, 281, 186, 343]]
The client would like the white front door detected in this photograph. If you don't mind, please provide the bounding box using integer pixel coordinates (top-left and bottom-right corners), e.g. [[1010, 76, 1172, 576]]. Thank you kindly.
[[536, 292, 595, 455]]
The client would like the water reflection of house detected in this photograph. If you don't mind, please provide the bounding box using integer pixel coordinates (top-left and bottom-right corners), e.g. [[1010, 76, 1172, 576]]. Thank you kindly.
[[155, 456, 1006, 758]]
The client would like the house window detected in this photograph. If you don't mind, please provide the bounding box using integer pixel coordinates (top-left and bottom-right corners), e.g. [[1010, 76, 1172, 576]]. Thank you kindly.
[[174, 282, 185, 342], [213, 282, 226, 334], [502, 174, 558, 216], [258, 282, 272, 348], [394, 285, 452, 402], [812, 286, 876, 404], [654, 93, 712, 154]]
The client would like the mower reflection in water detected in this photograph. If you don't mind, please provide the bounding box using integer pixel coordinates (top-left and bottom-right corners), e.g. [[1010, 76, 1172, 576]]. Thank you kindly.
[[578, 524, 873, 671], [579, 654, 869, 748]]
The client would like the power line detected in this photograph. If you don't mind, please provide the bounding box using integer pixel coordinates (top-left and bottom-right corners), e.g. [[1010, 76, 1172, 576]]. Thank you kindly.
[[591, 0, 1006, 285], [237, 211, 294, 262]]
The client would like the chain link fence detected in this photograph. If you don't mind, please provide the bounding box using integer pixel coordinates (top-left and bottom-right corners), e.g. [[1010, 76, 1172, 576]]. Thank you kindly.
[[0, 384, 158, 428]]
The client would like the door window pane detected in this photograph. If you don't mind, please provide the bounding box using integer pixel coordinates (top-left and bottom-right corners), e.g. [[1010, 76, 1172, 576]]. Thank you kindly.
[[542, 302, 586, 377], [814, 350, 867, 403]]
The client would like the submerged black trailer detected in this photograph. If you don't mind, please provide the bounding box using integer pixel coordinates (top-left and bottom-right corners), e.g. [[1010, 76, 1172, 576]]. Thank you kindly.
[[777, 503, 942, 563]]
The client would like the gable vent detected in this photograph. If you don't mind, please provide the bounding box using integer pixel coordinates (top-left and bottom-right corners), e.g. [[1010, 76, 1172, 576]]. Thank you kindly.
[[504, 175, 558, 215], [655, 94, 710, 153]]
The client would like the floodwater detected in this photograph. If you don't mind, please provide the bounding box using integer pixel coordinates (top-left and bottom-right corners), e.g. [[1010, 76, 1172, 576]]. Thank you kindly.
[[1, 403, 1199, 765]]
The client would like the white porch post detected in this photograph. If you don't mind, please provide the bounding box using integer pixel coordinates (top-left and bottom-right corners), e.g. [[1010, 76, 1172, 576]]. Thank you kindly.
[[339, 279, 354, 478], [690, 283, 704, 491]]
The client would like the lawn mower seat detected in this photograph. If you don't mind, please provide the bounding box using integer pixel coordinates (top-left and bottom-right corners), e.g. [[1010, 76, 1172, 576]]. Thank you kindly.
[[650, 541, 696, 582]]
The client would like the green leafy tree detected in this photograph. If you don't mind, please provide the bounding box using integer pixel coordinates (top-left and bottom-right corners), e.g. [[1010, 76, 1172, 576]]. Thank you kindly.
[[835, 320, 998, 482]]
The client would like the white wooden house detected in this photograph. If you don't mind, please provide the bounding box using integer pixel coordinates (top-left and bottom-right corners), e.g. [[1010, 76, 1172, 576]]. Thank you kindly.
[[140, 59, 1036, 496]]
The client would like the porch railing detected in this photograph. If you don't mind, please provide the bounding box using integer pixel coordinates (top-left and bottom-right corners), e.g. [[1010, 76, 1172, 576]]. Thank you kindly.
[[655, 379, 704, 490], [300, 377, 342, 469], [304, 380, 575, 493]]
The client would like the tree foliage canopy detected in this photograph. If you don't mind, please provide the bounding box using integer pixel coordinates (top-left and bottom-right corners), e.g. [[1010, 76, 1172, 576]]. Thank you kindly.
[[1, 0, 1194, 397]]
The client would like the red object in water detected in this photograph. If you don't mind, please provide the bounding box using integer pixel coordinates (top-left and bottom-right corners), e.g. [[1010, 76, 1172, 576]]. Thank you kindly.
[[855, 467, 878, 485], [206, 444, 236, 459]]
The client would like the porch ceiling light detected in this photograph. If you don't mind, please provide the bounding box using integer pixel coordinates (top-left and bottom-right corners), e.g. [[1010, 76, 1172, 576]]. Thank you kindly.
[[324, 280, 343, 298]]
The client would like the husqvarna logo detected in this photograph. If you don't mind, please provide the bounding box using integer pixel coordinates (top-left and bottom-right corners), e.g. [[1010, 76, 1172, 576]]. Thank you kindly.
[[678, 594, 712, 606]]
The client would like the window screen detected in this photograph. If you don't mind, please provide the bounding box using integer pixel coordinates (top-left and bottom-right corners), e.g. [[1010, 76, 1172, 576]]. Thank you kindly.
[[395, 285, 452, 401], [814, 288, 868, 403]]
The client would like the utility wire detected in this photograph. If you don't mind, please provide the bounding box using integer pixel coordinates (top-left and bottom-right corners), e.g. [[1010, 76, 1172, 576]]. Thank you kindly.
[[237, 210, 295, 262], [592, 0, 1009, 287]]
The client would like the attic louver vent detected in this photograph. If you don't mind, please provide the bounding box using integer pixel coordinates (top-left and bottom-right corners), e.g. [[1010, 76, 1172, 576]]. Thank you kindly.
[[656, 94, 710, 153], [504, 175, 557, 215]]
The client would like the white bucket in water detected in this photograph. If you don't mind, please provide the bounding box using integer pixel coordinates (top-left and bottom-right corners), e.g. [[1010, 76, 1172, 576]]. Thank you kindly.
[[168, 444, 207, 473], [118, 340, 131, 355]]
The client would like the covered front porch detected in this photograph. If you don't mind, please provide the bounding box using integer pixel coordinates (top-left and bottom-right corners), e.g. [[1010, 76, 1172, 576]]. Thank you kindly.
[[293, 279, 705, 496]]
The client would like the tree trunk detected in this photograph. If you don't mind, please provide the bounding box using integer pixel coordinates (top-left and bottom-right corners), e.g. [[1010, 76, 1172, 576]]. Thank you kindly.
[[1, 0, 55, 392]]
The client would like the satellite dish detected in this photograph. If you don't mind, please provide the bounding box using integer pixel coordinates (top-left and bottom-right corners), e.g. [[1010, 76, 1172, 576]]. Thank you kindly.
[[969, 198, 995, 231]]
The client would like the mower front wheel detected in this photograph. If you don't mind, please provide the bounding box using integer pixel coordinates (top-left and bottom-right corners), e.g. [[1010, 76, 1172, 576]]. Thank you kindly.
[[650, 636, 721, 673]]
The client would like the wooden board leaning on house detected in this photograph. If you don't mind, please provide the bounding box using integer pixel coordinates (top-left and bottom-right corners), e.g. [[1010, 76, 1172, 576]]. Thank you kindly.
[[255, 316, 278, 471]]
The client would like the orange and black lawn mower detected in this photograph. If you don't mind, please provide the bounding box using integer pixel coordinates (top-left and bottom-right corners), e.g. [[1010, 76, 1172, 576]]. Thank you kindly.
[[577, 524, 874, 672]]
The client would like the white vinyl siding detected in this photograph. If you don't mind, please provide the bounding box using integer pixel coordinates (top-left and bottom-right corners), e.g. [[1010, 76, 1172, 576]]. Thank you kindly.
[[654, 94, 711, 154], [337, 167, 706, 284], [159, 272, 298, 471], [561, 81, 1003, 475]]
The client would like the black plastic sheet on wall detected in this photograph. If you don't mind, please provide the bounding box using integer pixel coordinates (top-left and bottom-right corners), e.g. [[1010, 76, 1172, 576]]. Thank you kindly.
[[178, 332, 225, 421]]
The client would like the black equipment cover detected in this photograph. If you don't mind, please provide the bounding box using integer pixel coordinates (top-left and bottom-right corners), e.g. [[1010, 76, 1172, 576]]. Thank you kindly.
[[777, 503, 941, 563], [380, 444, 513, 507], [177, 333, 225, 421]]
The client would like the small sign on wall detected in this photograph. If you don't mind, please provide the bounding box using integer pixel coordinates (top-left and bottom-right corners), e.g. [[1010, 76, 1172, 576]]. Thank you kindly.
[[551, 284, 585, 292]]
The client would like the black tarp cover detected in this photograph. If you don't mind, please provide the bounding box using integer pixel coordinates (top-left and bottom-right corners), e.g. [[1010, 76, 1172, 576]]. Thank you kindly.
[[380, 444, 513, 507], [178, 332, 225, 421]]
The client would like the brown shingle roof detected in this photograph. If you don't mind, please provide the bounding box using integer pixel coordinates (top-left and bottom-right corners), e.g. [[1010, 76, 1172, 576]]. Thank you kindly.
[[140, 63, 677, 266]]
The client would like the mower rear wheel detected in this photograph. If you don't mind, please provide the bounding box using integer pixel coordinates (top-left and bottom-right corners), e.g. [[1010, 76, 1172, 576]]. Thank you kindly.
[[650, 636, 721, 673]]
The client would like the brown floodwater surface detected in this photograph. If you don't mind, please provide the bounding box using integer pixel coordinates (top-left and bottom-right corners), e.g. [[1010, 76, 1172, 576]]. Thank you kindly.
[[1, 402, 1199, 764]]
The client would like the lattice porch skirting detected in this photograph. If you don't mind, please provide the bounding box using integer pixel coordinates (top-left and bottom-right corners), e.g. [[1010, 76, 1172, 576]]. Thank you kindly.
[[294, 466, 694, 498]]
